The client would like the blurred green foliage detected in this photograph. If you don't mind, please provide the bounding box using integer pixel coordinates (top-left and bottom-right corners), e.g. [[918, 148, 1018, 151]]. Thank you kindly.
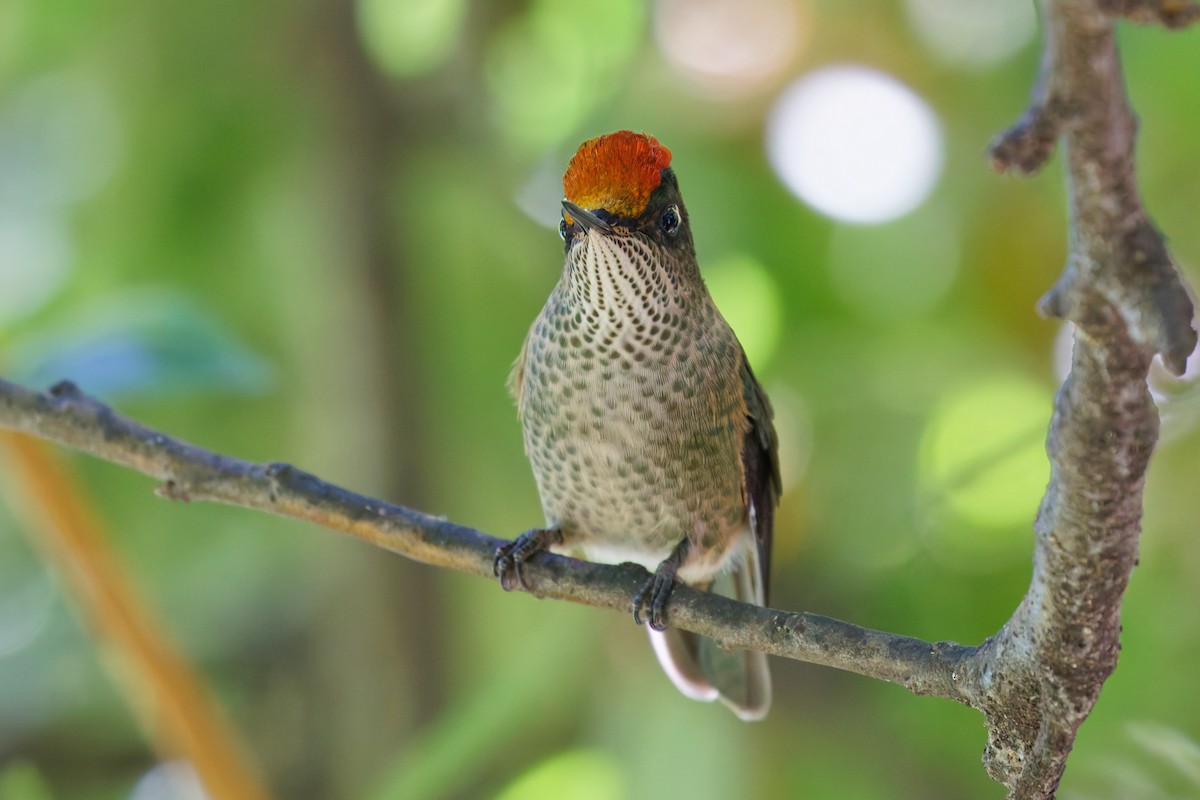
[[1, 0, 1198, 798]]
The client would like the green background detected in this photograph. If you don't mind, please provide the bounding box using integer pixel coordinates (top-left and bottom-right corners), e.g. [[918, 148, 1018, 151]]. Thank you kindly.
[[1, 0, 1199, 797]]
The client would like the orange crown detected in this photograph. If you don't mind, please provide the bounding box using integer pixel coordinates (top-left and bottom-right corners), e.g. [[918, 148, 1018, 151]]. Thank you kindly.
[[563, 131, 672, 219]]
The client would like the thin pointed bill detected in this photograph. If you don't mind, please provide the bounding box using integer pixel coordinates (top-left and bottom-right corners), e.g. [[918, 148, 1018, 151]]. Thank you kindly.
[[562, 200, 614, 234]]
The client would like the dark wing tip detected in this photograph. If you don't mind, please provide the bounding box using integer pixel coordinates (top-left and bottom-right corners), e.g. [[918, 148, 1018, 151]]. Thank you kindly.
[[739, 353, 780, 606]]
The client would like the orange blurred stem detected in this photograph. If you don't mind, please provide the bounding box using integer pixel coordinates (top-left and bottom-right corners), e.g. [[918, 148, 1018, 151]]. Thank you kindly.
[[1, 432, 272, 800]]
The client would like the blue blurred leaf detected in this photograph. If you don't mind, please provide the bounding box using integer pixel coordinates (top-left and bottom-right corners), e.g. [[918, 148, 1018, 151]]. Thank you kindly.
[[5, 287, 272, 399]]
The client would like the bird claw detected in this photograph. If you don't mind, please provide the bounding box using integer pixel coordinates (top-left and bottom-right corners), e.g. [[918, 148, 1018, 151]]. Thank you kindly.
[[494, 527, 561, 591], [493, 546, 525, 591], [632, 561, 679, 632]]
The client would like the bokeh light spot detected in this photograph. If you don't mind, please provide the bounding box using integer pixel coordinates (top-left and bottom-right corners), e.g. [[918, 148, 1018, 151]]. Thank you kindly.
[[130, 761, 209, 800], [766, 65, 943, 224], [356, 0, 466, 78], [487, 0, 643, 152], [1054, 321, 1074, 382], [0, 572, 55, 660], [655, 0, 807, 97], [0, 212, 70, 323], [904, 0, 1037, 68], [1149, 326, 1200, 417], [827, 204, 959, 321], [767, 382, 813, 494], [919, 377, 1050, 565], [514, 153, 566, 230], [704, 253, 783, 371], [0, 72, 123, 210]]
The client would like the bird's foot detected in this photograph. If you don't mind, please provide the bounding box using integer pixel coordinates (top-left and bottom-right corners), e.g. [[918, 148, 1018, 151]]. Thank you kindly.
[[494, 527, 562, 591], [632, 539, 690, 632]]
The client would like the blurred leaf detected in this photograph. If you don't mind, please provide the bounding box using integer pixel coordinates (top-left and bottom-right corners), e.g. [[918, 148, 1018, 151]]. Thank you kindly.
[[5, 287, 272, 398], [0, 210, 70, 326], [1128, 721, 1200, 788], [494, 750, 626, 800], [366, 607, 593, 800], [706, 253, 783, 371], [918, 375, 1049, 540], [356, 0, 466, 78], [0, 761, 55, 800], [486, 0, 644, 152], [0, 71, 123, 211]]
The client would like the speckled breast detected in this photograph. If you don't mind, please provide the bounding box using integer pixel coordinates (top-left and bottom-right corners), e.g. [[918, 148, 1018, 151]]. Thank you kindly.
[[517, 231, 747, 569]]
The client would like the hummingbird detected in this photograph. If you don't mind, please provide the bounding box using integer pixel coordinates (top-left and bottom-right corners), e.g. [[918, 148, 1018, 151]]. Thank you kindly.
[[495, 131, 780, 720]]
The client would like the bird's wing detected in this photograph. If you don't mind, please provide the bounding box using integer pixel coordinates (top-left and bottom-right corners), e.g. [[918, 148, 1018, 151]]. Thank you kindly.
[[739, 351, 781, 605]]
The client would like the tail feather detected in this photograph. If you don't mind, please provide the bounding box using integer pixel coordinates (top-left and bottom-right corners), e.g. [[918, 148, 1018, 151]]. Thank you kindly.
[[647, 538, 772, 720], [648, 626, 719, 702]]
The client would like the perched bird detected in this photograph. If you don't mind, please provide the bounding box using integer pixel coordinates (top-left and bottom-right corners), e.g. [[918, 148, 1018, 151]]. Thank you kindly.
[[495, 131, 780, 720]]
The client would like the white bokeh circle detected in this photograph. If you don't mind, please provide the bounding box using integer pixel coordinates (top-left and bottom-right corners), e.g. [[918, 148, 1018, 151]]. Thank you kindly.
[[766, 65, 943, 224]]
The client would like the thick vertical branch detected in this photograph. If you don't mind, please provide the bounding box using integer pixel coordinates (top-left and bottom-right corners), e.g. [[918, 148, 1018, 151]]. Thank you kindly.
[[984, 1, 1196, 796]]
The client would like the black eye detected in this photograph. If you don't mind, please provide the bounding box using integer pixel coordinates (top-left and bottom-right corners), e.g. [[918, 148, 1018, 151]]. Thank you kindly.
[[559, 217, 569, 241], [659, 205, 680, 237]]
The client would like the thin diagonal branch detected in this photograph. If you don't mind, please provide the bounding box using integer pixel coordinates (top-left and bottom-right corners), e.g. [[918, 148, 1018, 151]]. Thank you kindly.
[[0, 376, 978, 702]]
